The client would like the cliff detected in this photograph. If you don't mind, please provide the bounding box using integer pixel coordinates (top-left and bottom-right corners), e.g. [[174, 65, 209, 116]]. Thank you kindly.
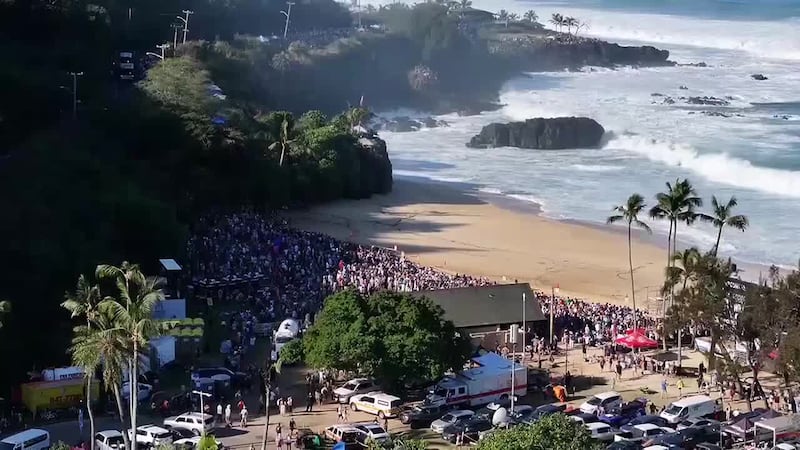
[[467, 117, 606, 150]]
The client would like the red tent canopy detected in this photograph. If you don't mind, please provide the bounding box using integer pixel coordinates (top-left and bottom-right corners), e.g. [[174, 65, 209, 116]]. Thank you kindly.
[[615, 330, 659, 349]]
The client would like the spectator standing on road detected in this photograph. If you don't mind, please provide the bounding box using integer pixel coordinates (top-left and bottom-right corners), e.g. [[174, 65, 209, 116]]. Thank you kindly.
[[240, 405, 248, 428], [289, 418, 296, 432], [287, 396, 293, 414], [216, 403, 223, 423], [306, 391, 314, 412], [676, 378, 685, 398], [225, 404, 232, 427], [661, 377, 668, 399]]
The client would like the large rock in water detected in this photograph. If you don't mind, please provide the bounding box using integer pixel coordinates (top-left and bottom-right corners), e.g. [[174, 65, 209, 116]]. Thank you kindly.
[[467, 117, 605, 150]]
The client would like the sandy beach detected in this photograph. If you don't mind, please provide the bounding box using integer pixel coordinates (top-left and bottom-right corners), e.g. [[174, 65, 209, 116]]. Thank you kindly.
[[287, 177, 673, 311]]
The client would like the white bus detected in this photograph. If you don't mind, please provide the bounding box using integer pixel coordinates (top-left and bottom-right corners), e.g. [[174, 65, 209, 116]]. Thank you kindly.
[[0, 429, 51, 450]]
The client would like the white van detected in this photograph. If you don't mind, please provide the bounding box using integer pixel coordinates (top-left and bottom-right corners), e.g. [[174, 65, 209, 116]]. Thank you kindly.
[[0, 429, 51, 450], [660, 394, 720, 424], [274, 318, 300, 354], [580, 391, 622, 414]]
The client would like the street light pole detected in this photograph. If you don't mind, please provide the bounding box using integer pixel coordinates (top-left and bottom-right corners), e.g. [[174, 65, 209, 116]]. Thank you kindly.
[[146, 43, 170, 60], [191, 390, 212, 436], [177, 10, 193, 44], [280, 2, 295, 40], [522, 292, 526, 363], [508, 324, 519, 413], [69, 72, 84, 120], [171, 23, 183, 51], [550, 285, 559, 345], [259, 367, 273, 450]]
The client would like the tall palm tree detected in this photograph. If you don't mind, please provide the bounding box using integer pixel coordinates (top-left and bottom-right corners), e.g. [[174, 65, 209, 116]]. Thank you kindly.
[[662, 247, 702, 364], [550, 13, 564, 32], [70, 307, 131, 450], [497, 9, 509, 27], [607, 194, 652, 330], [267, 113, 294, 167], [96, 262, 166, 450], [564, 17, 578, 35], [650, 178, 702, 349], [62, 275, 102, 450], [523, 10, 538, 23], [0, 300, 9, 329], [702, 195, 749, 256], [458, 0, 472, 16], [508, 12, 520, 23]]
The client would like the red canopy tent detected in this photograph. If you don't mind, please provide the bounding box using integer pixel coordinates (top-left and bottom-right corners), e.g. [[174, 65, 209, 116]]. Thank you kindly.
[[615, 330, 659, 349]]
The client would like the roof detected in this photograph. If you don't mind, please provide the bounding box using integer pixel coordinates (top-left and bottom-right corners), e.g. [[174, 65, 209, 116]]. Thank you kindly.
[[414, 283, 545, 328], [1, 429, 48, 443], [586, 422, 611, 429], [672, 395, 713, 407], [159, 259, 182, 271], [364, 392, 401, 401], [97, 430, 123, 437], [754, 414, 798, 432], [592, 391, 620, 399]]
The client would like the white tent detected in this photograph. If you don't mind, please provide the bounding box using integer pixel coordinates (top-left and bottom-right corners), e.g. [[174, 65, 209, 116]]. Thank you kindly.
[[754, 414, 800, 446]]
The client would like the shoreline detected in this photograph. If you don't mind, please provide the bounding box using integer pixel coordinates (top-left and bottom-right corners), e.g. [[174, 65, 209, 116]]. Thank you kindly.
[[285, 177, 662, 311]]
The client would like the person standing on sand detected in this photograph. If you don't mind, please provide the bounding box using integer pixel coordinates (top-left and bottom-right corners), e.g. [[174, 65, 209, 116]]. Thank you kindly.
[[676, 378, 685, 398], [225, 404, 232, 427], [661, 377, 668, 399]]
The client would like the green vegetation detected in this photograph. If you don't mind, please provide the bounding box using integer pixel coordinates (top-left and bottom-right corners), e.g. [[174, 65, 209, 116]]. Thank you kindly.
[[302, 290, 472, 392], [477, 414, 603, 450], [277, 338, 305, 366]]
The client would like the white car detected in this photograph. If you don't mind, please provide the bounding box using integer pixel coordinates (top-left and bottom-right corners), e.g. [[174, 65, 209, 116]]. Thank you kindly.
[[580, 391, 622, 415], [174, 437, 222, 450], [122, 382, 153, 403], [585, 422, 615, 442], [354, 423, 390, 444], [163, 412, 215, 436], [333, 378, 379, 403], [323, 425, 360, 443], [430, 410, 475, 434], [127, 425, 173, 447], [94, 430, 124, 450]]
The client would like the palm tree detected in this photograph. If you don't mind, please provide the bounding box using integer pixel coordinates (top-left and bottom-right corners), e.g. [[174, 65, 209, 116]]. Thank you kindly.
[[508, 12, 520, 23], [0, 300, 9, 329], [458, 0, 472, 16], [96, 262, 166, 450], [702, 195, 749, 256], [607, 194, 652, 330], [663, 247, 701, 365], [564, 16, 578, 34], [550, 13, 564, 32], [497, 9, 510, 27], [523, 10, 538, 23], [649, 178, 702, 349], [70, 307, 131, 450], [62, 276, 102, 450]]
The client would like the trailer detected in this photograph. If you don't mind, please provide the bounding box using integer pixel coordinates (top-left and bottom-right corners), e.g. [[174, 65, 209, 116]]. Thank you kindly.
[[426, 353, 527, 407]]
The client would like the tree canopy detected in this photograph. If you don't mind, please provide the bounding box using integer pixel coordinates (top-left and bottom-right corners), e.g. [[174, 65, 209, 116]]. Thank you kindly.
[[303, 290, 472, 391], [477, 414, 603, 450]]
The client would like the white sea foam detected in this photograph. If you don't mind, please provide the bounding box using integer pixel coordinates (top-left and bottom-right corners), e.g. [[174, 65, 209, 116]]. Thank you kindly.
[[570, 164, 623, 173]]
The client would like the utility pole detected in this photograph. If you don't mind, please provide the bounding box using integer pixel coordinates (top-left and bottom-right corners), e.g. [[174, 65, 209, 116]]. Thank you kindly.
[[191, 390, 212, 436], [171, 22, 183, 53], [146, 43, 170, 60], [177, 10, 193, 44], [259, 366, 273, 450], [281, 2, 295, 40], [69, 72, 84, 120]]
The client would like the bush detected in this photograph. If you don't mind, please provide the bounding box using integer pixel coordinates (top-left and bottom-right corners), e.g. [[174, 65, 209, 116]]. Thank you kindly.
[[278, 338, 305, 366]]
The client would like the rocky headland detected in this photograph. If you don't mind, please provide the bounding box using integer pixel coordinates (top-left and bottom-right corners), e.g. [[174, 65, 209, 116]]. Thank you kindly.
[[466, 117, 606, 150]]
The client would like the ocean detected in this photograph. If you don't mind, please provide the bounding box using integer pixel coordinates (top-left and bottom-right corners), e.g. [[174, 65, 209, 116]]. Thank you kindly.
[[363, 0, 800, 269]]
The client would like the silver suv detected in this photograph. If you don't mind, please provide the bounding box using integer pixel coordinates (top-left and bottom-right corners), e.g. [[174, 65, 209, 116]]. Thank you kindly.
[[95, 430, 124, 450], [163, 412, 215, 436], [127, 425, 173, 447]]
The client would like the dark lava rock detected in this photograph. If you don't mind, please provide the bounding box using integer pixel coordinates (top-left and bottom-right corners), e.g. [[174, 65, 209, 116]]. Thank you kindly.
[[466, 117, 605, 150], [685, 96, 730, 106], [679, 85, 689, 90], [751, 73, 768, 81]]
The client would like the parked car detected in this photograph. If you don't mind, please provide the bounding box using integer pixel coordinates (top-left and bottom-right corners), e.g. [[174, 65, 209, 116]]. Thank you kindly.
[[169, 428, 196, 441], [349, 393, 402, 419], [676, 418, 720, 433], [606, 441, 642, 450], [174, 436, 223, 450], [127, 425, 173, 447], [163, 412, 215, 436], [621, 415, 671, 433], [586, 422, 615, 442], [121, 382, 153, 403], [353, 423, 391, 445], [441, 418, 493, 444], [323, 425, 360, 443], [572, 412, 601, 425], [643, 427, 714, 449], [527, 404, 567, 423], [613, 424, 671, 443], [189, 367, 250, 389], [333, 378, 379, 403], [398, 403, 451, 428], [600, 399, 647, 427], [95, 430, 124, 450], [581, 391, 622, 415], [430, 410, 475, 434]]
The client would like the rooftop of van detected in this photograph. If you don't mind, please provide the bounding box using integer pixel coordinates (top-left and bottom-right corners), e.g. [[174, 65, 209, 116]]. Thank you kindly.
[[1, 429, 48, 443], [370, 392, 401, 401], [671, 395, 713, 407], [593, 391, 620, 400], [586, 422, 611, 430]]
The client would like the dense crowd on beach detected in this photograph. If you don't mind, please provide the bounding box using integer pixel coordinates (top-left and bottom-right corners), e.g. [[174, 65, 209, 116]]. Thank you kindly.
[[185, 212, 656, 361]]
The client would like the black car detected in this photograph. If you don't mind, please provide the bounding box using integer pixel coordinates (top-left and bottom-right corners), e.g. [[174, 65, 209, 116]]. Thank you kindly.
[[441, 418, 493, 444], [398, 404, 451, 428], [606, 441, 642, 450], [527, 404, 567, 423], [643, 427, 714, 450], [170, 427, 195, 441], [620, 414, 671, 433]]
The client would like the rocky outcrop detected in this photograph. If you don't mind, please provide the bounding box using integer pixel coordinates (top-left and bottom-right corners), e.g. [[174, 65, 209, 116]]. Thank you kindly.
[[653, 95, 731, 106], [466, 117, 605, 150], [357, 134, 393, 194], [752, 73, 768, 81], [490, 35, 673, 70], [369, 116, 449, 132]]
